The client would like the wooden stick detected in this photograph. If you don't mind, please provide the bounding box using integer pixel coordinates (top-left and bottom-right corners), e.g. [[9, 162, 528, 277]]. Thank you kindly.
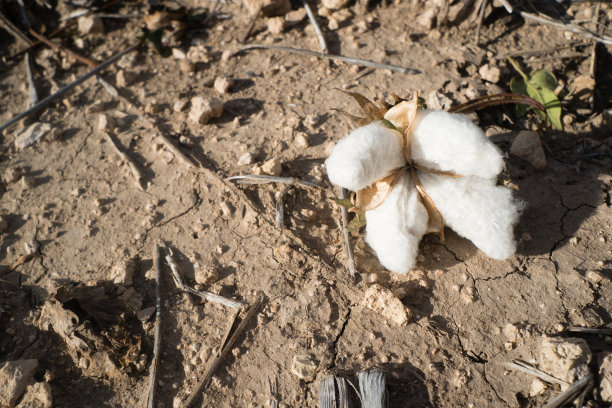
[[165, 251, 244, 309], [182, 295, 264, 408], [0, 43, 140, 132], [303, 0, 327, 54], [338, 187, 356, 278], [102, 131, 146, 191], [232, 44, 421, 75], [147, 244, 163, 408], [227, 174, 322, 189]]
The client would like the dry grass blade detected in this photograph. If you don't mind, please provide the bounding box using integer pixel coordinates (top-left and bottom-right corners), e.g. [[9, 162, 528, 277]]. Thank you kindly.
[[447, 93, 546, 114], [543, 373, 593, 408], [339, 187, 356, 278], [567, 326, 612, 335], [505, 360, 569, 386], [303, 0, 327, 54], [182, 295, 264, 408], [165, 251, 244, 309], [147, 244, 163, 408], [358, 369, 389, 408], [227, 174, 322, 189], [0, 43, 140, 132], [233, 44, 421, 74]]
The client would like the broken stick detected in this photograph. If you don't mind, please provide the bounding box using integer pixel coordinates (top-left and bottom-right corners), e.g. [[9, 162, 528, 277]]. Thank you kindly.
[[165, 250, 244, 309], [182, 295, 264, 408]]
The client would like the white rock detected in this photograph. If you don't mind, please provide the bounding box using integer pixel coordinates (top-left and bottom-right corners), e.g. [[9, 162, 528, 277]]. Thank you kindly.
[[426, 91, 452, 110], [285, 8, 306, 26], [322, 0, 350, 10], [599, 352, 612, 402], [173, 100, 187, 113], [16, 382, 52, 408], [78, 16, 104, 35], [362, 284, 412, 326], [98, 114, 116, 132], [267, 17, 286, 34], [238, 153, 255, 165], [416, 7, 437, 29], [294, 132, 310, 148], [539, 337, 591, 390], [172, 48, 186, 60], [529, 378, 546, 397], [0, 359, 38, 407], [261, 158, 282, 176], [291, 354, 318, 381], [188, 97, 223, 124], [510, 130, 547, 169], [14, 122, 51, 149], [110, 257, 138, 285], [214, 77, 234, 95], [479, 64, 501, 83]]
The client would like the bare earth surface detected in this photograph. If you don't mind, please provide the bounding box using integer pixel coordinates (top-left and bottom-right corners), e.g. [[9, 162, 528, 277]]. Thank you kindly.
[[1, 1, 611, 407]]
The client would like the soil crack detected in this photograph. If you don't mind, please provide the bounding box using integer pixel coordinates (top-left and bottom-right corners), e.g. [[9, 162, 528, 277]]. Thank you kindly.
[[329, 305, 353, 370]]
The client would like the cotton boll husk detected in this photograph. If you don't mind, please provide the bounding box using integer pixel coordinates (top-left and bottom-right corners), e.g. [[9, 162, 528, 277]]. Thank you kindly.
[[418, 172, 519, 260], [325, 122, 406, 191], [411, 110, 504, 179], [365, 173, 429, 274]]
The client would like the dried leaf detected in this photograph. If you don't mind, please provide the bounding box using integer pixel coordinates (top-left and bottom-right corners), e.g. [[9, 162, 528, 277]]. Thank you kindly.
[[383, 96, 418, 134], [332, 198, 354, 209], [347, 212, 366, 231], [352, 171, 402, 212]]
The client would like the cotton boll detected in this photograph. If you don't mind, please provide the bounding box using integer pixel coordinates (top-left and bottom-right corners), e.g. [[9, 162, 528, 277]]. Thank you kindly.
[[365, 173, 429, 274], [326, 122, 406, 191], [418, 172, 519, 260], [411, 110, 504, 179]]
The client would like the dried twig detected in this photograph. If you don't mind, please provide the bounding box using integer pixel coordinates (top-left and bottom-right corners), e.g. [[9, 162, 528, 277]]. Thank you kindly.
[[0, 43, 140, 132], [359, 369, 389, 408], [156, 133, 196, 168], [338, 187, 356, 278], [182, 295, 264, 408], [102, 131, 146, 190], [165, 250, 244, 309], [232, 44, 421, 75], [509, 8, 612, 46], [543, 373, 594, 408], [0, 11, 31, 45], [227, 174, 322, 189], [474, 0, 488, 45], [567, 326, 612, 336], [505, 360, 569, 386], [147, 244, 163, 408], [303, 0, 327, 54]]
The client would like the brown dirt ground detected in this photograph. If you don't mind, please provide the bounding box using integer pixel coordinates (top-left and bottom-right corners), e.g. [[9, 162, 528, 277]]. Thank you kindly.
[[1, 0, 611, 407]]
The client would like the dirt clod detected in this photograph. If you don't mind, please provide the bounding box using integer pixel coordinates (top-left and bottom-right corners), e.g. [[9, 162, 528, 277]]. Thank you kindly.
[[362, 284, 412, 326], [0, 359, 38, 407], [539, 337, 591, 390], [510, 130, 547, 169], [291, 354, 318, 381], [188, 97, 223, 124]]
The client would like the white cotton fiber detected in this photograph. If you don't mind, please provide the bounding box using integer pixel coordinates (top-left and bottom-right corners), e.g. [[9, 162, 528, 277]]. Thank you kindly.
[[365, 173, 429, 274], [325, 122, 406, 191], [418, 172, 519, 260], [411, 110, 504, 179]]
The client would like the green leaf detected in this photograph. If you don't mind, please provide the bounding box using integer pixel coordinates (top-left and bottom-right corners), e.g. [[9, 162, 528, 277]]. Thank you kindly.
[[332, 198, 354, 209], [507, 56, 529, 82], [347, 212, 366, 231], [525, 82, 548, 121], [539, 87, 563, 130], [530, 70, 558, 91], [380, 119, 397, 130], [510, 77, 528, 117]]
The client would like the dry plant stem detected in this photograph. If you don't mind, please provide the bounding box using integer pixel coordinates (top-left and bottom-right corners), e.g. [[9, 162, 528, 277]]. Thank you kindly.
[[0, 43, 140, 132], [505, 360, 569, 386], [28, 29, 100, 67], [157, 133, 196, 168], [240, 6, 261, 43], [303, 0, 327, 54], [227, 174, 322, 189], [474, 0, 488, 45], [543, 374, 593, 408], [164, 253, 244, 309], [182, 295, 264, 408], [0, 12, 31, 45], [568, 326, 612, 335], [102, 131, 146, 190], [147, 244, 163, 408], [339, 187, 356, 278], [512, 9, 612, 46], [234, 44, 421, 74], [359, 369, 389, 408]]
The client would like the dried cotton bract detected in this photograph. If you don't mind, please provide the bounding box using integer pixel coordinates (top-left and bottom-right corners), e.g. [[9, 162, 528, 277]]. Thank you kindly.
[[326, 93, 520, 274]]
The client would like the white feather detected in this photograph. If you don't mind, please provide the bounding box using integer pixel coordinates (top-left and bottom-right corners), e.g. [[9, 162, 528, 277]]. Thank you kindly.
[[325, 122, 406, 191], [364, 173, 429, 274], [411, 110, 504, 179], [418, 172, 519, 260]]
